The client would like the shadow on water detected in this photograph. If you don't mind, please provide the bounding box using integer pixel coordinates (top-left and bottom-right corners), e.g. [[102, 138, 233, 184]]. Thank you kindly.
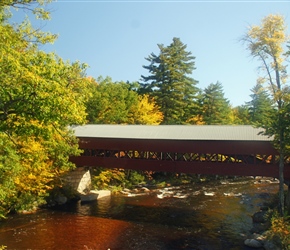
[[0, 178, 278, 250]]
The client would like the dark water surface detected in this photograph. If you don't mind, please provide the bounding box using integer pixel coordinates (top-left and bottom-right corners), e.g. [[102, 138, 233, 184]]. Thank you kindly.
[[0, 177, 279, 250]]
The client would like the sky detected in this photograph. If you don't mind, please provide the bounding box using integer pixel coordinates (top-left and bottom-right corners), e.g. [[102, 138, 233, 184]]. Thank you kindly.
[[11, 0, 290, 107]]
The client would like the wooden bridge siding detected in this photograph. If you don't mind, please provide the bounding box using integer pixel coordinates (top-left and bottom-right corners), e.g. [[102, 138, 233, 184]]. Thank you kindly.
[[70, 156, 290, 179], [69, 137, 290, 180], [77, 137, 277, 155]]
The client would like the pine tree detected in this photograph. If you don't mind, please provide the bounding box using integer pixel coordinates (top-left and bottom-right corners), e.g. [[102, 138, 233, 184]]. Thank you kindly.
[[141, 37, 199, 124], [246, 81, 274, 126], [201, 82, 231, 124]]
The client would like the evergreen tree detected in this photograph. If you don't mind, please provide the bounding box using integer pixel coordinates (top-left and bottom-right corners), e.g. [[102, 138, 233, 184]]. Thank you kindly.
[[201, 82, 231, 124], [246, 81, 274, 126], [141, 37, 199, 124], [230, 105, 250, 125]]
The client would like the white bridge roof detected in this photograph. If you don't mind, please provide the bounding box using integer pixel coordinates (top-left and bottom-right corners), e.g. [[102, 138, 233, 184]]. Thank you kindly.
[[72, 125, 273, 141]]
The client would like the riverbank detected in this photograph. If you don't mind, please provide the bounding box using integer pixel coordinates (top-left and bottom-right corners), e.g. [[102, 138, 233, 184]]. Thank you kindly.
[[243, 189, 290, 250]]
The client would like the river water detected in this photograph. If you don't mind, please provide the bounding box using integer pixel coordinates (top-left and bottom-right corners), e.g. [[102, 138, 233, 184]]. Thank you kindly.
[[0, 177, 279, 250]]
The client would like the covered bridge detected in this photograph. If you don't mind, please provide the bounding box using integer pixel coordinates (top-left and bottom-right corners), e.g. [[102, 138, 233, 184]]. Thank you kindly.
[[70, 125, 290, 180]]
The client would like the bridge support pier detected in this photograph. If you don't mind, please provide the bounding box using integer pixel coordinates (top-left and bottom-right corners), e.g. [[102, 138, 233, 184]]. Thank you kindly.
[[65, 167, 91, 194]]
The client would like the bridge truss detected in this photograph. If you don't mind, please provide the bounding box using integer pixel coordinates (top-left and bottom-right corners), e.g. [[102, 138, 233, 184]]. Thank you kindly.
[[70, 137, 290, 180]]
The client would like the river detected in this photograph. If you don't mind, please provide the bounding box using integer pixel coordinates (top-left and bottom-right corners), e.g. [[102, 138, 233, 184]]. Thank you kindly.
[[0, 177, 279, 250]]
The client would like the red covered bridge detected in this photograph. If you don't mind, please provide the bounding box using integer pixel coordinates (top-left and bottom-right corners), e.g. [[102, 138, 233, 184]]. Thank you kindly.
[[70, 125, 290, 181]]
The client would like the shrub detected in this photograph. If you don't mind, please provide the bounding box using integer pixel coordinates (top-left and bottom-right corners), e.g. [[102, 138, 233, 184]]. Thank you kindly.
[[127, 170, 145, 187], [91, 168, 126, 190], [266, 210, 290, 249]]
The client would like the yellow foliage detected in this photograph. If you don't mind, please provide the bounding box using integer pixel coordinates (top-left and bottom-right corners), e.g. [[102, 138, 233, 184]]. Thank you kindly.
[[0, 2, 89, 216], [132, 94, 163, 125], [186, 114, 204, 125], [247, 14, 288, 69], [267, 211, 290, 249], [92, 168, 125, 190], [11, 130, 68, 196]]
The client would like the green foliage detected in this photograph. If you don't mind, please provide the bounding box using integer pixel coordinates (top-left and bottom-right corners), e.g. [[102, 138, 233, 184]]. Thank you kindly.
[[92, 168, 126, 190], [243, 14, 289, 216], [86, 76, 138, 124], [0, 12, 91, 218], [141, 37, 199, 124], [230, 105, 250, 125], [1, 0, 52, 20], [266, 210, 290, 249], [86, 77, 163, 125], [201, 82, 231, 124], [0, 133, 20, 218], [246, 82, 274, 126], [126, 170, 145, 187], [156, 181, 167, 188], [91, 168, 148, 190]]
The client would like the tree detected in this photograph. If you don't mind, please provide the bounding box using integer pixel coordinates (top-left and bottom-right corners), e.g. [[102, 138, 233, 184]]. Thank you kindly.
[[86, 79, 163, 191], [242, 14, 289, 215], [1, 0, 57, 46], [201, 82, 231, 124], [230, 105, 250, 125], [132, 94, 163, 125], [86, 77, 139, 124], [86, 77, 163, 125], [141, 37, 199, 124], [1, 0, 51, 20], [246, 81, 274, 126], [0, 12, 91, 217]]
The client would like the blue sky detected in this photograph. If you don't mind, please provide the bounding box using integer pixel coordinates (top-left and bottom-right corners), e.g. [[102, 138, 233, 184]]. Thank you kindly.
[[11, 0, 290, 107]]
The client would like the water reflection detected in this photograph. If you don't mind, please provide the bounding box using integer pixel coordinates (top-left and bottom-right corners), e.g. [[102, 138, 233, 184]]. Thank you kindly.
[[0, 178, 278, 250]]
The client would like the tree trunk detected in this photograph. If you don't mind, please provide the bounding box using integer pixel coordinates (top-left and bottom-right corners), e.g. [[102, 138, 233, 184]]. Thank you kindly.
[[278, 154, 285, 216], [278, 120, 285, 216], [286, 181, 290, 214]]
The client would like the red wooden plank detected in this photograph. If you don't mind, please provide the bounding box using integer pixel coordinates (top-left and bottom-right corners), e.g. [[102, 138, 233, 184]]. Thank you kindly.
[[70, 156, 290, 179], [77, 138, 277, 155], [71, 137, 290, 181]]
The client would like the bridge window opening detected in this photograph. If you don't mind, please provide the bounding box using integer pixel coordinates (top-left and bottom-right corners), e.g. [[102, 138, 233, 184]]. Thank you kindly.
[[180, 153, 188, 161], [258, 155, 270, 164], [79, 149, 279, 167], [188, 153, 200, 161], [271, 155, 279, 164], [150, 152, 161, 160], [83, 149, 91, 156], [120, 150, 134, 159], [200, 154, 206, 161], [165, 152, 174, 161], [138, 151, 149, 159], [206, 154, 217, 162], [176, 153, 187, 161]]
